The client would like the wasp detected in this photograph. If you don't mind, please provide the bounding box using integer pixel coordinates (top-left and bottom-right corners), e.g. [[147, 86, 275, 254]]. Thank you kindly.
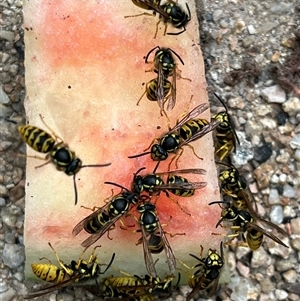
[[212, 92, 240, 161], [18, 115, 111, 205], [126, 1, 190, 38], [159, 1, 191, 36], [72, 182, 147, 248], [132, 167, 207, 214], [209, 198, 289, 250], [25, 242, 115, 299], [135, 202, 180, 277], [129, 103, 220, 169], [142, 46, 187, 115], [137, 77, 172, 113], [217, 162, 247, 196], [186, 242, 224, 300]]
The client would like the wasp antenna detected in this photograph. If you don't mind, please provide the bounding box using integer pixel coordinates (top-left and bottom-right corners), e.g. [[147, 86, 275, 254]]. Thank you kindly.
[[145, 45, 160, 63], [81, 162, 111, 168], [168, 48, 185, 65], [104, 181, 129, 192], [128, 151, 152, 159], [73, 174, 78, 206], [215, 161, 232, 168], [134, 167, 147, 176], [102, 253, 116, 274], [208, 201, 227, 206], [213, 92, 228, 112]]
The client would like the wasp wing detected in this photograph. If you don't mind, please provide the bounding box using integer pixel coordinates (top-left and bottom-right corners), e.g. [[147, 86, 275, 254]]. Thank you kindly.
[[180, 119, 221, 147], [247, 222, 289, 248], [157, 168, 207, 175], [166, 67, 177, 111], [140, 226, 158, 278], [80, 214, 123, 248], [167, 103, 210, 134], [156, 64, 166, 112]]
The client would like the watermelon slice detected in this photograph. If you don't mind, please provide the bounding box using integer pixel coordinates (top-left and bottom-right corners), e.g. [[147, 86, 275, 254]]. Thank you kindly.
[[23, 0, 225, 285]]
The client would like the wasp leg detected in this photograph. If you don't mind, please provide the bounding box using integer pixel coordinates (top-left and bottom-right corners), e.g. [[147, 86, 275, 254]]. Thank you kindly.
[[161, 216, 187, 236], [143, 137, 159, 152], [165, 193, 191, 216], [137, 89, 148, 106], [80, 205, 102, 212], [124, 12, 156, 19], [168, 148, 183, 170], [48, 242, 73, 275], [185, 144, 203, 161], [38, 257, 53, 264]]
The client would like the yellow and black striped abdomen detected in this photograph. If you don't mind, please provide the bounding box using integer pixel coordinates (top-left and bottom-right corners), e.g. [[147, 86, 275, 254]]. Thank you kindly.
[[31, 263, 67, 283], [179, 118, 209, 140], [18, 125, 55, 153]]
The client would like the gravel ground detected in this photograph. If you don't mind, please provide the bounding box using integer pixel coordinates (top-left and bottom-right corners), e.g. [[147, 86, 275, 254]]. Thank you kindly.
[[0, 0, 299, 300]]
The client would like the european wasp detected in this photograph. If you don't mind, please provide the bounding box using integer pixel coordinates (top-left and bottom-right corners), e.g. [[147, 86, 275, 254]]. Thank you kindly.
[[186, 242, 224, 300], [160, 1, 191, 36], [218, 162, 247, 196], [129, 103, 220, 169], [18, 115, 111, 205], [126, 1, 190, 38], [72, 182, 147, 248], [209, 197, 289, 250], [142, 46, 188, 115], [212, 92, 240, 161], [132, 167, 207, 214], [136, 202, 180, 277], [25, 243, 115, 299]]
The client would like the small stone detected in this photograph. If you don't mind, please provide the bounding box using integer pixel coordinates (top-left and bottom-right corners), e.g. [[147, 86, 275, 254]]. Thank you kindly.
[[0, 184, 9, 197], [235, 20, 245, 33], [1, 52, 10, 63], [251, 247, 271, 268], [247, 24, 256, 34], [268, 189, 280, 205], [236, 261, 249, 278], [242, 36, 256, 47], [269, 205, 283, 224], [0, 104, 13, 118], [290, 134, 300, 149], [0, 197, 6, 206], [260, 278, 274, 294], [278, 174, 287, 184], [275, 289, 288, 300], [290, 217, 300, 235], [276, 111, 288, 125], [271, 51, 280, 62], [259, 21, 279, 33], [282, 269, 297, 283], [282, 37, 296, 48], [261, 85, 286, 103], [0, 87, 10, 105], [276, 259, 297, 272], [291, 237, 300, 251], [0, 282, 9, 293], [227, 96, 245, 109], [0, 30, 14, 42], [294, 149, 300, 162], [282, 184, 295, 198], [282, 97, 300, 115], [2, 243, 25, 269], [253, 143, 272, 164], [9, 185, 25, 202], [0, 287, 16, 301]]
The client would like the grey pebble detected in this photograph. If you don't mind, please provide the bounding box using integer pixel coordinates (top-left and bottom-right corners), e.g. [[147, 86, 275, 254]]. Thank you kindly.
[[275, 289, 289, 300], [268, 189, 280, 205], [290, 217, 300, 235], [291, 237, 300, 251], [0, 286, 16, 301], [269, 205, 283, 224], [0, 103, 13, 118], [251, 247, 271, 268], [0, 87, 11, 104], [261, 85, 286, 103], [2, 243, 25, 269], [0, 30, 14, 42], [294, 149, 300, 162], [0, 184, 9, 197], [290, 134, 300, 149], [282, 184, 296, 198], [259, 21, 279, 33]]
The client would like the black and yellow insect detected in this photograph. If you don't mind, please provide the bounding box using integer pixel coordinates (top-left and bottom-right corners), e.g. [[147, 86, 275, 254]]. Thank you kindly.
[[218, 163, 247, 196], [25, 242, 115, 299], [160, 1, 191, 35], [210, 198, 289, 250], [132, 167, 207, 214], [186, 243, 224, 300], [18, 115, 111, 205], [212, 92, 240, 161], [126, 1, 190, 38], [72, 182, 147, 248], [129, 103, 220, 169], [136, 202, 177, 277], [143, 46, 187, 115], [137, 77, 172, 110]]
